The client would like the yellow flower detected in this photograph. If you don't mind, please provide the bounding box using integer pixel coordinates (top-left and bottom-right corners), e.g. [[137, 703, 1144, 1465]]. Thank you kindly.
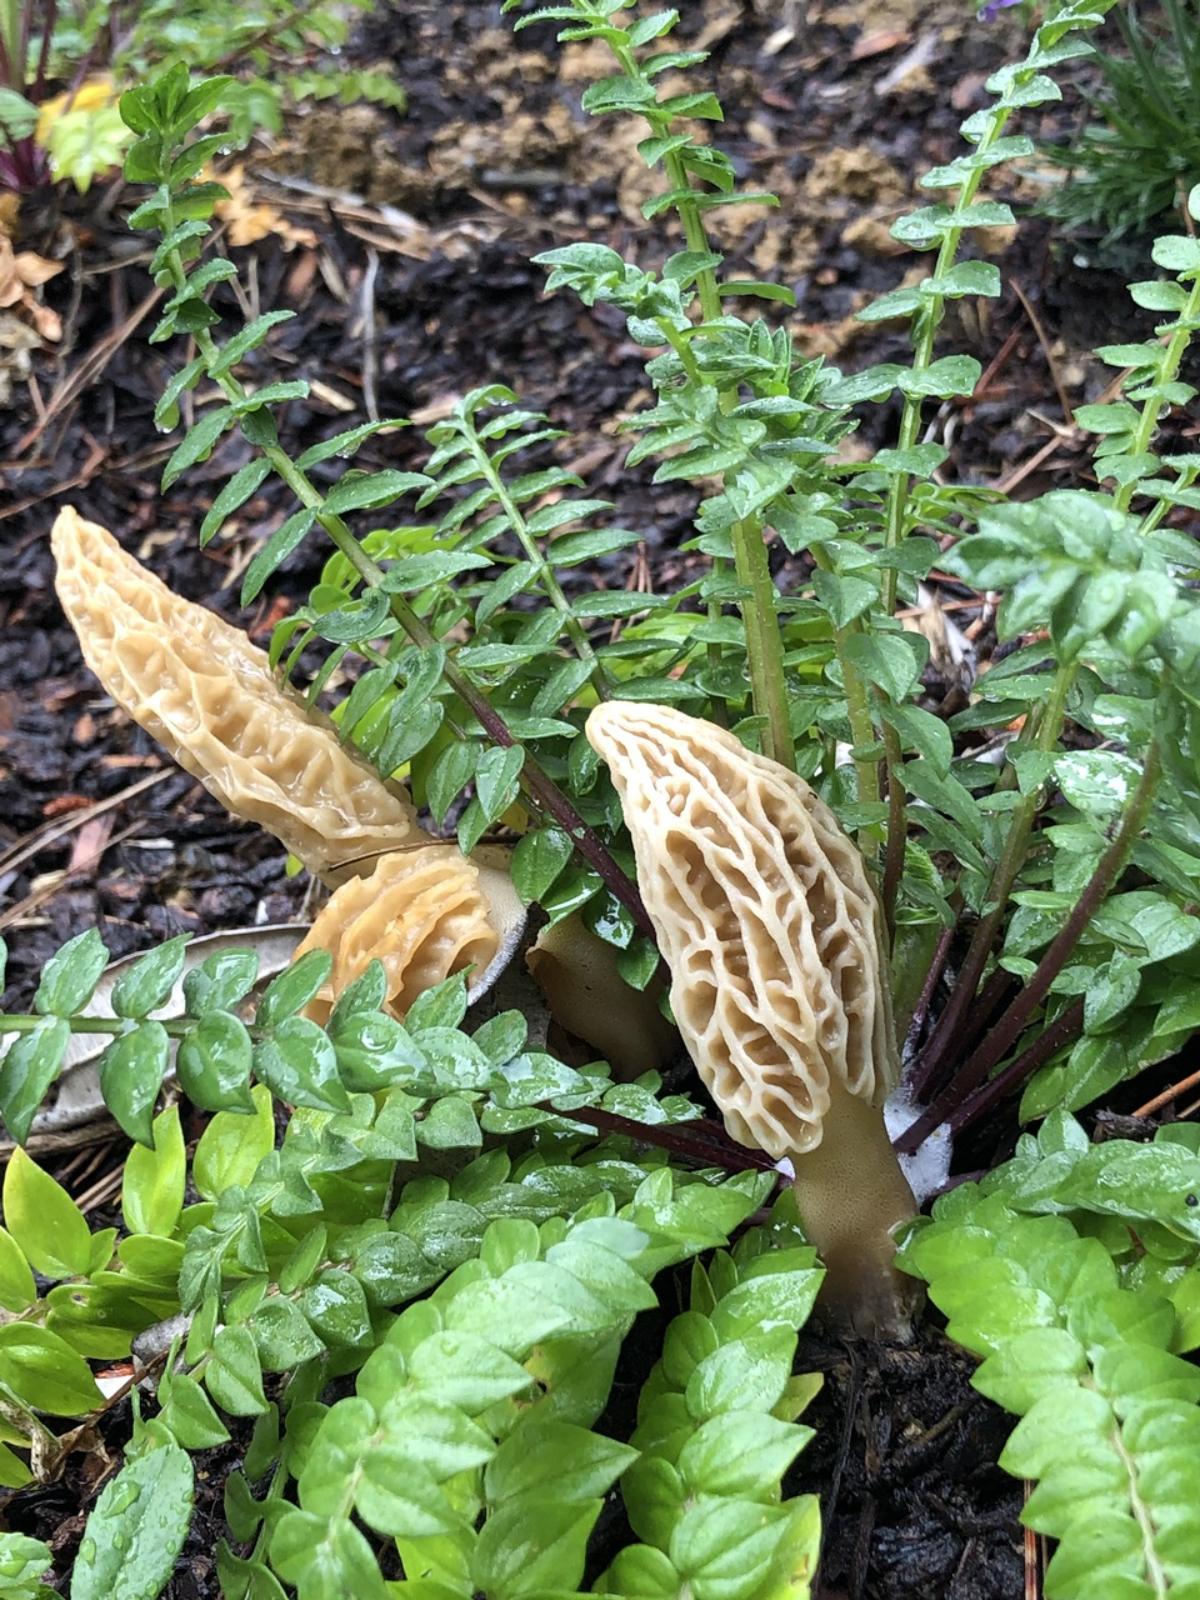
[[35, 76, 118, 146]]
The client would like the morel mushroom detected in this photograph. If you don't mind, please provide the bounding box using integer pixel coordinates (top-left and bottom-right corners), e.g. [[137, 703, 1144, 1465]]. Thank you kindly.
[[52, 508, 426, 883], [586, 702, 915, 1335], [296, 845, 524, 1023]]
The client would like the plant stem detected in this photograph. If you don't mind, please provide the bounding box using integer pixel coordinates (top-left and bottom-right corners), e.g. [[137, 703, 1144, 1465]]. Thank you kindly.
[[897, 741, 1160, 1154], [459, 427, 612, 698], [908, 660, 1075, 1097], [879, 715, 907, 935], [607, 32, 793, 765], [880, 107, 1014, 613], [731, 516, 793, 768], [944, 997, 1085, 1140], [0, 1015, 191, 1037], [1116, 271, 1200, 514]]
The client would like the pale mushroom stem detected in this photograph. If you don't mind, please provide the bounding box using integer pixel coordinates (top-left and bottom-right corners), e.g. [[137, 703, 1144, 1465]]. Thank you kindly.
[[789, 1091, 917, 1340]]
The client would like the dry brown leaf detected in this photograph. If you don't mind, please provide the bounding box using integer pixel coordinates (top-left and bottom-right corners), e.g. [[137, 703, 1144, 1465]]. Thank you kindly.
[[214, 164, 318, 250]]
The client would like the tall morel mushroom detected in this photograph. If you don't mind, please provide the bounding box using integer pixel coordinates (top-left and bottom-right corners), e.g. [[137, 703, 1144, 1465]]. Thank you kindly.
[[53, 507, 426, 882], [587, 702, 916, 1335]]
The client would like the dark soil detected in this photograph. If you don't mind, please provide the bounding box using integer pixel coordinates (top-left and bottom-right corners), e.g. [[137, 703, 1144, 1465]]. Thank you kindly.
[[0, 0, 1169, 1593]]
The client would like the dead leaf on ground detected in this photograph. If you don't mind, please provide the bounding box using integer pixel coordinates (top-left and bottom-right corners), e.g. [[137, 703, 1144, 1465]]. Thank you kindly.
[[213, 163, 318, 249], [0, 237, 63, 344]]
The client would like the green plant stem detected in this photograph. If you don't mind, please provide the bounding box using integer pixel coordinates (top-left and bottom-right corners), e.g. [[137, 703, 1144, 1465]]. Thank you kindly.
[[0, 1015, 192, 1037], [881, 109, 1015, 613], [731, 516, 793, 768], [607, 32, 793, 764], [879, 715, 907, 936], [458, 430, 612, 697], [1117, 271, 1200, 514], [909, 660, 1076, 1098]]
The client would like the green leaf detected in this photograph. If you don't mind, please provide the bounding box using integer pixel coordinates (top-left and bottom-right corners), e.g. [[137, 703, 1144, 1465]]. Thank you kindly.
[[323, 471, 430, 517], [473, 1498, 602, 1599], [110, 935, 189, 1019], [207, 1325, 269, 1416], [0, 1323, 101, 1416], [254, 1018, 349, 1112], [33, 929, 110, 1018], [122, 1105, 186, 1237], [200, 459, 272, 546], [0, 1228, 36, 1312], [160, 1372, 231, 1450], [71, 1445, 194, 1600], [193, 1082, 275, 1200], [474, 746, 525, 826], [178, 1010, 255, 1113], [162, 406, 234, 490], [511, 827, 574, 904], [300, 1269, 372, 1348], [241, 510, 317, 604], [252, 1298, 325, 1371], [485, 1420, 636, 1505], [2, 1147, 91, 1279], [676, 1411, 810, 1498], [209, 311, 295, 376], [257, 951, 333, 1028], [182, 948, 259, 1014], [0, 1017, 69, 1143], [98, 1022, 170, 1146], [426, 742, 478, 826]]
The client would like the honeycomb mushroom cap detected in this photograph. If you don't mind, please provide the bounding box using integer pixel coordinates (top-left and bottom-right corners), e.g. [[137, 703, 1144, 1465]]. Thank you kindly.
[[296, 845, 522, 1022], [52, 507, 424, 880], [586, 702, 896, 1160]]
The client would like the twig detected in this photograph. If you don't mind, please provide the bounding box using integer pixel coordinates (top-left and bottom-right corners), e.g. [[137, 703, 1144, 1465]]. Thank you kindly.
[[1010, 277, 1073, 424], [0, 768, 171, 879], [1133, 1064, 1200, 1121]]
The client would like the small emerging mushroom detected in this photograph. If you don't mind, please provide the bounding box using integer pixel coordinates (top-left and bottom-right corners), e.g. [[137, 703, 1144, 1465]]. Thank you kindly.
[[586, 702, 916, 1336], [296, 845, 524, 1022]]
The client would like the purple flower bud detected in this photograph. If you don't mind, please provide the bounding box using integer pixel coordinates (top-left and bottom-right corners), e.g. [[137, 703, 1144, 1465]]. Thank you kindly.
[[979, 0, 1021, 18]]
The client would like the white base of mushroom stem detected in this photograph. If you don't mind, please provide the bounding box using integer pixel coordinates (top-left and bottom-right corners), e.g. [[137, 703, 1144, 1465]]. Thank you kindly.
[[788, 1093, 920, 1341]]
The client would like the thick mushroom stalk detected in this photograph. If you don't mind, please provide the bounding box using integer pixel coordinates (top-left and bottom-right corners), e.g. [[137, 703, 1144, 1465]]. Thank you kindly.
[[586, 702, 916, 1337]]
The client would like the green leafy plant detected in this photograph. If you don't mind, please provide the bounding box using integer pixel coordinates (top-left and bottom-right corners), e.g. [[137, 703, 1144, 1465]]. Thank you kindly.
[[1042, 0, 1200, 242], [0, 926, 819, 1598], [12, 0, 1200, 1587], [898, 1110, 1200, 1599]]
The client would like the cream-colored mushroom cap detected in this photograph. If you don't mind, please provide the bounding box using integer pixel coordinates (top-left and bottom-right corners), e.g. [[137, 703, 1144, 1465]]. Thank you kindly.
[[585, 701, 896, 1160], [52, 506, 426, 881], [295, 845, 524, 1023]]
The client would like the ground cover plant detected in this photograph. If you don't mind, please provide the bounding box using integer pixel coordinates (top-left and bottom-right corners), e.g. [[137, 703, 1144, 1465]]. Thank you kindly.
[[3, 0, 1200, 1595]]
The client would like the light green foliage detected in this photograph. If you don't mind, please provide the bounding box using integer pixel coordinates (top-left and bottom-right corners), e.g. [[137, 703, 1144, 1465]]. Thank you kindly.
[[70, 1443, 194, 1600], [49, 0, 404, 146], [898, 1112, 1200, 1599], [0, 1533, 55, 1599], [598, 1201, 823, 1600]]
